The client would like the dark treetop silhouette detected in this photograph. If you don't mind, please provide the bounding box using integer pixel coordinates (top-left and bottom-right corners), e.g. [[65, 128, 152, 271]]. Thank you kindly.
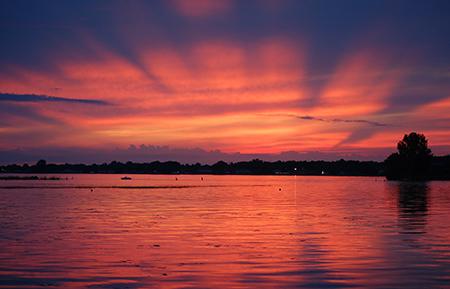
[[385, 132, 433, 181]]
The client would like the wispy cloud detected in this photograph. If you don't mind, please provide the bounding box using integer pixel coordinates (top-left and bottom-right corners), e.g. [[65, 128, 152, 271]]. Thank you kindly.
[[267, 113, 389, 127], [298, 115, 388, 127], [0, 93, 109, 105]]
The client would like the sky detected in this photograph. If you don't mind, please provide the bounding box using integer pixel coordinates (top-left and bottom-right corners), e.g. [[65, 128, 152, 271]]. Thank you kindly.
[[1, 0, 450, 164]]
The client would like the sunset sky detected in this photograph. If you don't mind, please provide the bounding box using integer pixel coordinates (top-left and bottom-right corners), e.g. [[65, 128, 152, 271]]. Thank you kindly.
[[1, 0, 450, 163]]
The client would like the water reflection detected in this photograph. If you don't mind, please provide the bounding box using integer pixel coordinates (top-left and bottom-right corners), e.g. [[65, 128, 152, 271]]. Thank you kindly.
[[397, 182, 429, 235], [0, 175, 449, 288]]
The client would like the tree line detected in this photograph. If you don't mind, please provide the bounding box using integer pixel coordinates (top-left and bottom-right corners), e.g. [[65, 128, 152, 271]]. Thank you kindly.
[[1, 133, 449, 180], [0, 159, 384, 176]]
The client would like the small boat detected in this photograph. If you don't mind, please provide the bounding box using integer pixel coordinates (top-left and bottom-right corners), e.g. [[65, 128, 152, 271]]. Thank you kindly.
[[121, 176, 132, 180]]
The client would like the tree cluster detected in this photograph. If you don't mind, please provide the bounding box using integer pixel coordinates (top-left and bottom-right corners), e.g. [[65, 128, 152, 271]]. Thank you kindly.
[[0, 159, 383, 176], [385, 132, 434, 180]]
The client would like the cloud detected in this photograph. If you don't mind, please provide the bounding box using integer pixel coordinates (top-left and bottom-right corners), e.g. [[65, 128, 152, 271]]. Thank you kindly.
[[0, 1, 450, 158], [299, 115, 388, 127], [0, 93, 109, 105], [335, 128, 379, 147], [268, 113, 389, 127]]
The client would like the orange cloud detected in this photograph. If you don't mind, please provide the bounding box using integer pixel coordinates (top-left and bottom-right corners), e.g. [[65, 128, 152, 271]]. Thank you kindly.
[[313, 49, 404, 117], [1, 37, 449, 156]]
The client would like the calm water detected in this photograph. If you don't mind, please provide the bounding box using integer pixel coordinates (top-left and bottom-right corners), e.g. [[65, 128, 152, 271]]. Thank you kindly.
[[1, 175, 450, 289]]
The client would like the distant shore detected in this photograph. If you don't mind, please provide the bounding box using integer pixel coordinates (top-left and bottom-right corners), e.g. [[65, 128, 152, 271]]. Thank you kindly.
[[0, 175, 66, 180], [1, 157, 449, 180]]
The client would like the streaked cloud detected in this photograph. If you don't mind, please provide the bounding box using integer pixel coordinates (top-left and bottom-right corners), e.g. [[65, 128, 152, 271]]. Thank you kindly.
[[0, 1, 449, 161], [267, 113, 389, 127], [0, 93, 109, 105]]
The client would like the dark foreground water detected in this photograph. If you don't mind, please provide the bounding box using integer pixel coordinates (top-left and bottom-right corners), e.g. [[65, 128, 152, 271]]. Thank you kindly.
[[0, 175, 449, 289]]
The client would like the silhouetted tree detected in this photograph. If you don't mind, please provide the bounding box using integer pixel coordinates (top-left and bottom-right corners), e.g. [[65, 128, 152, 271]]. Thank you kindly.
[[36, 159, 47, 167], [385, 132, 433, 180], [212, 161, 229, 173]]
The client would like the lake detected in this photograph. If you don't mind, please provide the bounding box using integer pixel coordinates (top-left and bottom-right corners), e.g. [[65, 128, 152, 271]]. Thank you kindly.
[[0, 175, 449, 288]]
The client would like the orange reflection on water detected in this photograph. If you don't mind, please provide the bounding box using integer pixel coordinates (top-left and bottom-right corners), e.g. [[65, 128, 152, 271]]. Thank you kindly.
[[0, 175, 449, 288]]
